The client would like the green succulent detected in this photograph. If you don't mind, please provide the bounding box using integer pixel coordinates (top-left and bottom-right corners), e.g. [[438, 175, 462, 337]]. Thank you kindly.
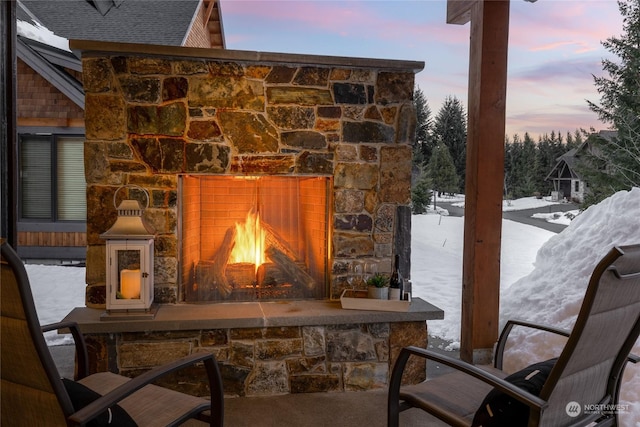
[[366, 273, 389, 288]]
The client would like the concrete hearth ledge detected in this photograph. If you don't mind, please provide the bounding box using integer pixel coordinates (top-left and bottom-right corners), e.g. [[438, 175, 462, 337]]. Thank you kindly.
[[62, 298, 443, 334]]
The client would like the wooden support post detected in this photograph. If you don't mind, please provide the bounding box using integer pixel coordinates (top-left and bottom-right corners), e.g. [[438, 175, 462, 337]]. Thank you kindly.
[[454, 0, 510, 364], [1, 0, 17, 246]]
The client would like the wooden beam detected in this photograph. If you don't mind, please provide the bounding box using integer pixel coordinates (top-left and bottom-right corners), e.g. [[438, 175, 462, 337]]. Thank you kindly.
[[447, 0, 474, 24], [460, 0, 510, 364], [203, 0, 215, 25], [17, 117, 85, 128]]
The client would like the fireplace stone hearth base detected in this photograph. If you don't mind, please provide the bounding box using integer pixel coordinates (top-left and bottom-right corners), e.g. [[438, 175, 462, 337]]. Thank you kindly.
[[63, 298, 443, 396]]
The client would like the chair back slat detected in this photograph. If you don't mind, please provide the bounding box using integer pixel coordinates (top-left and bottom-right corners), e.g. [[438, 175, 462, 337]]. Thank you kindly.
[[1, 240, 73, 426], [539, 244, 640, 425]]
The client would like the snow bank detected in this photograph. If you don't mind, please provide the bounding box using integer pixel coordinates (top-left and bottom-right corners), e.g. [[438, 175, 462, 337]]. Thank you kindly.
[[501, 188, 640, 426], [531, 210, 579, 225]]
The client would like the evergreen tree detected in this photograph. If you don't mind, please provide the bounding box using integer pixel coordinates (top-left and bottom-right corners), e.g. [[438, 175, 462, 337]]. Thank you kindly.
[[520, 133, 539, 196], [584, 0, 640, 204], [413, 86, 433, 166], [504, 133, 537, 198], [566, 131, 574, 148], [426, 143, 458, 207], [565, 130, 585, 151], [503, 134, 522, 199], [411, 86, 434, 212], [577, 132, 628, 206], [536, 132, 566, 195], [570, 129, 588, 150], [411, 171, 432, 214], [433, 96, 467, 193]]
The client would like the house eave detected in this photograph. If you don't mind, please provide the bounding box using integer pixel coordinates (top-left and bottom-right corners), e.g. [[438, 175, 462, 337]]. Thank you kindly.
[[17, 36, 84, 109], [26, 40, 82, 72]]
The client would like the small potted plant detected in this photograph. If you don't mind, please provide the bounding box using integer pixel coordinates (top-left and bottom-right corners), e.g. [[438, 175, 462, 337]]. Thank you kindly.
[[366, 273, 389, 299]]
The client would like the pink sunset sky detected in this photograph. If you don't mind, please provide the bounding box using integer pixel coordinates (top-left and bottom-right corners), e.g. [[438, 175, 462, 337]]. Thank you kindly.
[[220, 0, 623, 141]]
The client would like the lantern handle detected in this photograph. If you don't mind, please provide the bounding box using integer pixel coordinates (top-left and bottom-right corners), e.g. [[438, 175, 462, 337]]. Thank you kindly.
[[113, 185, 150, 210]]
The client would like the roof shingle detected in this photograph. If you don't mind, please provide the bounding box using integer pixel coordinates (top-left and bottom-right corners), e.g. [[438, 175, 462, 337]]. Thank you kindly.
[[20, 0, 200, 46]]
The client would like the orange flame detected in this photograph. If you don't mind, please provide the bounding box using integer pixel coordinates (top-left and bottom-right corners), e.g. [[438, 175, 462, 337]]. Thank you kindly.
[[230, 210, 266, 271]]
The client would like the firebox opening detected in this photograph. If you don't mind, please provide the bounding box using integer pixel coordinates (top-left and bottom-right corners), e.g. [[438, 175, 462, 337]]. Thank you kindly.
[[179, 175, 332, 302]]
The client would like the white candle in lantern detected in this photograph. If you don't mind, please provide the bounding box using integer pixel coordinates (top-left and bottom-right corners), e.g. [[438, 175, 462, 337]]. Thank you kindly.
[[120, 269, 141, 299]]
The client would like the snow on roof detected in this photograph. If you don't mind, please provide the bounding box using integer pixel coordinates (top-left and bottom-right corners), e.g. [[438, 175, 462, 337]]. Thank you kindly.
[[17, 19, 70, 52]]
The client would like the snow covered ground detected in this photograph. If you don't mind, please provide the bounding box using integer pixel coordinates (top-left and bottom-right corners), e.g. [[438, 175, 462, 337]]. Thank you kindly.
[[413, 188, 640, 425], [27, 189, 640, 425]]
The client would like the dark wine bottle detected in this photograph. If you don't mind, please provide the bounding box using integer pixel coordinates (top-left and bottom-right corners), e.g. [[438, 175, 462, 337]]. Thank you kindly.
[[389, 254, 402, 300]]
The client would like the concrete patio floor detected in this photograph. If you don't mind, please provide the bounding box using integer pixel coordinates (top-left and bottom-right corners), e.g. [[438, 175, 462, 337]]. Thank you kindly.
[[50, 339, 455, 426], [222, 388, 448, 426]]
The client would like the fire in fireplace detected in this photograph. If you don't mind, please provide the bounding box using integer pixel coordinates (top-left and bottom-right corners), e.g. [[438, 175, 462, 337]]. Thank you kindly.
[[180, 175, 331, 302]]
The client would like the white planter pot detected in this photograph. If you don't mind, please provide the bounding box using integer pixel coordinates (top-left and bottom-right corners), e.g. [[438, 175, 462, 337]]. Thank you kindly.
[[388, 288, 401, 300], [368, 286, 389, 299]]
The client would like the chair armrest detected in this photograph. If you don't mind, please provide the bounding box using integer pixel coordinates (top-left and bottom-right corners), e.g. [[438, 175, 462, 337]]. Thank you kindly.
[[68, 352, 224, 426], [41, 321, 89, 379], [494, 320, 639, 365], [391, 346, 548, 412], [494, 319, 570, 369]]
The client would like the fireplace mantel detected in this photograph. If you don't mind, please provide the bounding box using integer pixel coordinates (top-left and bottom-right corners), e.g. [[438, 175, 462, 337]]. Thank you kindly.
[[62, 297, 443, 334]]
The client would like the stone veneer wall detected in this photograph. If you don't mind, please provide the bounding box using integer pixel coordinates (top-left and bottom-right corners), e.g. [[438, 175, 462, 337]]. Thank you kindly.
[[84, 321, 427, 396], [80, 43, 422, 306]]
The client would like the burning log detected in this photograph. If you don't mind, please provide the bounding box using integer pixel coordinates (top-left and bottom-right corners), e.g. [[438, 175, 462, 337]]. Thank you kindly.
[[262, 222, 298, 261], [256, 262, 288, 287], [213, 227, 235, 297], [198, 227, 235, 299], [226, 262, 255, 287], [265, 246, 316, 292]]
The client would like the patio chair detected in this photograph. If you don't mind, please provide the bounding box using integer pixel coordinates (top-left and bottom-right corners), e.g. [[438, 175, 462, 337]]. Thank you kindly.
[[388, 243, 640, 427], [1, 239, 225, 426]]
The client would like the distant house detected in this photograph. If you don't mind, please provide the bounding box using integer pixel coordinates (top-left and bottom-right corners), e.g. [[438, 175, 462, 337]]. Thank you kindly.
[[545, 130, 616, 204], [545, 146, 584, 203], [15, 0, 225, 260]]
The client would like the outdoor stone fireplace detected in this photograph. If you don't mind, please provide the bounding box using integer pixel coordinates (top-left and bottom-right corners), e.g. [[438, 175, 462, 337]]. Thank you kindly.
[[66, 40, 443, 397], [81, 42, 423, 304]]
